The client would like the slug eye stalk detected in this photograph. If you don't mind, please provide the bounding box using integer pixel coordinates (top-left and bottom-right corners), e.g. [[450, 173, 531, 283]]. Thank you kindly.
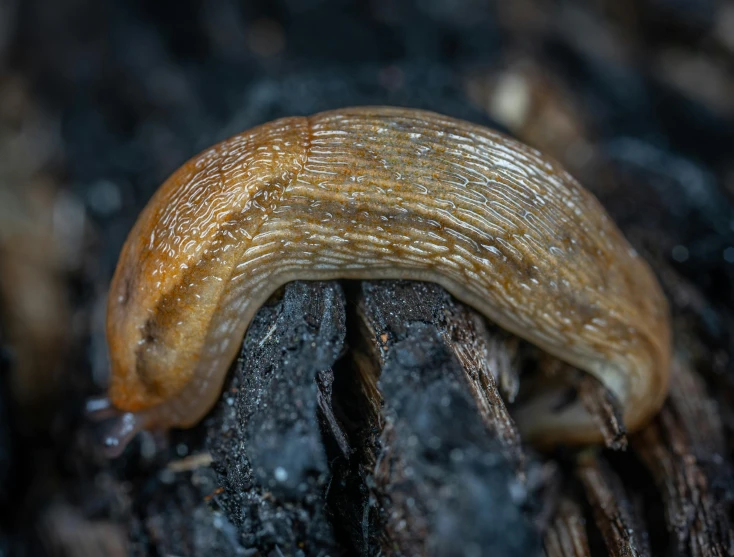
[[99, 106, 671, 453]]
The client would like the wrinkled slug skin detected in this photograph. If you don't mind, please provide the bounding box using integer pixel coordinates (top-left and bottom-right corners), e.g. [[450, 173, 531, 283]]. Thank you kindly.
[[106, 106, 671, 445]]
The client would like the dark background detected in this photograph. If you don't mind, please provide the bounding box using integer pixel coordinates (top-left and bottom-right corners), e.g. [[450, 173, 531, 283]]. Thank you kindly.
[[0, 0, 733, 555]]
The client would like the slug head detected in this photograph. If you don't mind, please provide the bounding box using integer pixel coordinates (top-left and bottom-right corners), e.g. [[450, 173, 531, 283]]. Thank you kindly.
[[105, 177, 228, 412], [105, 117, 308, 413], [105, 151, 243, 412]]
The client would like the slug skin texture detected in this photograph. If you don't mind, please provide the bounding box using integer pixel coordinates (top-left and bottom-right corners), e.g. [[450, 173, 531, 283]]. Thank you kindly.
[[105, 107, 671, 449]]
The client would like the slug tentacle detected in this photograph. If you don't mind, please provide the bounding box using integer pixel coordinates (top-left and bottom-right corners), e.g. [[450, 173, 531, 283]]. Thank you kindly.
[[105, 106, 671, 451], [85, 396, 147, 458]]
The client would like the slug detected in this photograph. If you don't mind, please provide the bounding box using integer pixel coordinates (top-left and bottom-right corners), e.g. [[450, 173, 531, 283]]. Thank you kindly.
[[99, 106, 670, 454]]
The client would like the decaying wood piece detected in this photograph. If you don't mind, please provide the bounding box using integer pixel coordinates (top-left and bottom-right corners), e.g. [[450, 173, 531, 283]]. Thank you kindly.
[[576, 452, 650, 557], [544, 498, 591, 557], [576, 373, 627, 451], [316, 369, 351, 458], [538, 358, 628, 451], [206, 281, 347, 555], [632, 361, 734, 557], [371, 328, 537, 555], [440, 309, 525, 460], [349, 280, 540, 556], [356, 280, 524, 466], [667, 359, 731, 488], [122, 277, 734, 556], [128, 276, 734, 557]]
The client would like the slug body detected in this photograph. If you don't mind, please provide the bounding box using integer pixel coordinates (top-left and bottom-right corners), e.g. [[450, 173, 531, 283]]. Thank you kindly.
[[105, 107, 670, 448]]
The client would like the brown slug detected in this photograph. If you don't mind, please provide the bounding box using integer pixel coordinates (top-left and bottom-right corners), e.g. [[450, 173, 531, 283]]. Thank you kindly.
[[97, 106, 671, 454]]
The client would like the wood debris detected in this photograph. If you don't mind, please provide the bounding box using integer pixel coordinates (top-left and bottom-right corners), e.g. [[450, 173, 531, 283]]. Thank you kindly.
[[632, 361, 734, 557], [577, 452, 650, 557], [544, 498, 591, 557]]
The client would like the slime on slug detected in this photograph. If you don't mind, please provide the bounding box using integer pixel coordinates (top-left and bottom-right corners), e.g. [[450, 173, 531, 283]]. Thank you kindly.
[[93, 106, 671, 456]]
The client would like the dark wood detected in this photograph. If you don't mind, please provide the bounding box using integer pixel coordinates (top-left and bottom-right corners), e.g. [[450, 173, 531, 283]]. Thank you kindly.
[[577, 452, 650, 557], [576, 374, 627, 451], [207, 281, 348, 555], [632, 362, 734, 557], [544, 498, 592, 557], [347, 280, 540, 556]]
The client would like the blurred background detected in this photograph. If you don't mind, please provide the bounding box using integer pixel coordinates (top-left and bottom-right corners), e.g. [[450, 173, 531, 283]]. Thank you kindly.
[[0, 0, 733, 555]]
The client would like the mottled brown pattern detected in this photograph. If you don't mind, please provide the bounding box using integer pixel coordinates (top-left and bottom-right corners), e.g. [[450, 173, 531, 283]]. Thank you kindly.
[[105, 107, 671, 446]]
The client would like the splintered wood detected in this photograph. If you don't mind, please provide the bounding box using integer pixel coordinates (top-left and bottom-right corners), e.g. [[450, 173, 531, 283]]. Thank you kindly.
[[266, 280, 734, 556], [352, 280, 539, 555], [576, 374, 627, 451], [577, 452, 650, 556], [195, 276, 734, 557], [539, 358, 628, 450], [632, 361, 734, 557], [544, 498, 591, 557], [355, 280, 524, 467], [182, 279, 734, 556]]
